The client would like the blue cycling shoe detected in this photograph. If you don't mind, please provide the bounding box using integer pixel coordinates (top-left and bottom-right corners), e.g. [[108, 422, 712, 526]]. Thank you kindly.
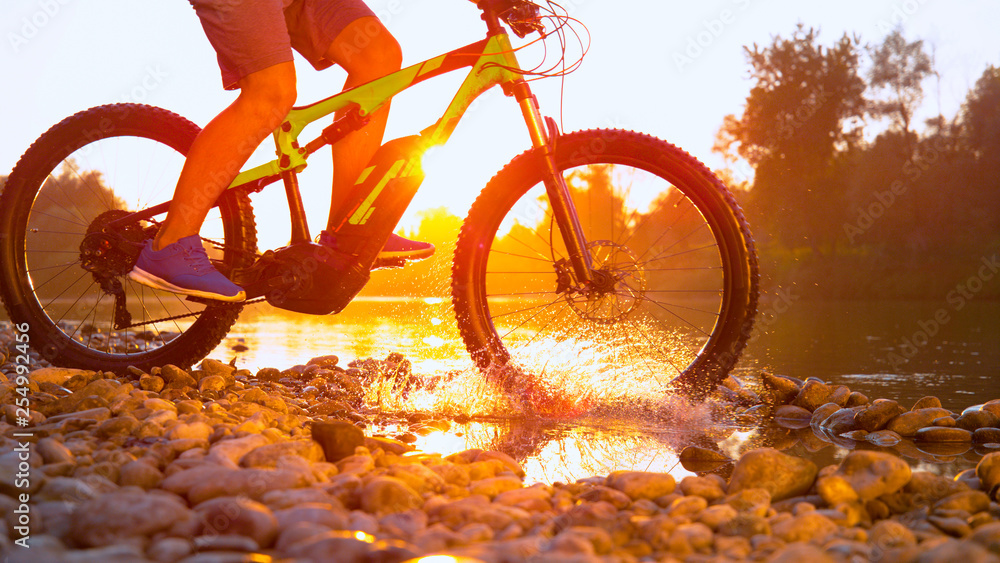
[[128, 235, 246, 302]]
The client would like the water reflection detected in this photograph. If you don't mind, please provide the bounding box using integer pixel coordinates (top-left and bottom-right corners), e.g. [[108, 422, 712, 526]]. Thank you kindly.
[[211, 298, 998, 484]]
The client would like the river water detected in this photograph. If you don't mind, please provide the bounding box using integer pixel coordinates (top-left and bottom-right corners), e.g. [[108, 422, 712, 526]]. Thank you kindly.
[[207, 297, 998, 484]]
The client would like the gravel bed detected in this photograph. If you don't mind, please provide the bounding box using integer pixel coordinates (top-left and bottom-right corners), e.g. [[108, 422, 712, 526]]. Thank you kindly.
[[0, 323, 998, 562]]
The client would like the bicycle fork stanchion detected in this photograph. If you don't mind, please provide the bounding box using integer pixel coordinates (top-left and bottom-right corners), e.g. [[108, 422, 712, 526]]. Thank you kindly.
[[511, 79, 594, 285]]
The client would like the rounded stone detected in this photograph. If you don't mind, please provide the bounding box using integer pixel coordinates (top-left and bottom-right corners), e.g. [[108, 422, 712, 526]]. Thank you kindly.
[[68, 490, 191, 547], [194, 496, 278, 548], [957, 410, 1000, 431], [911, 396, 942, 410], [727, 448, 817, 502], [311, 420, 365, 462], [198, 375, 226, 393], [760, 372, 801, 405], [678, 475, 725, 501], [934, 490, 990, 513], [605, 471, 676, 500], [973, 427, 1000, 444], [118, 460, 163, 489], [139, 375, 165, 393], [885, 407, 953, 437], [867, 519, 916, 549], [774, 405, 812, 428], [865, 429, 903, 447], [855, 399, 905, 433], [147, 537, 194, 562], [915, 426, 973, 442], [792, 380, 833, 411], [274, 503, 348, 532], [166, 421, 214, 442], [771, 512, 838, 543], [36, 438, 75, 465], [820, 407, 863, 435], [360, 476, 423, 516], [823, 450, 911, 502]]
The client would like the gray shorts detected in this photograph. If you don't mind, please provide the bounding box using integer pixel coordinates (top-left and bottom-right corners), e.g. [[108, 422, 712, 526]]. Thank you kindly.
[[190, 0, 376, 90]]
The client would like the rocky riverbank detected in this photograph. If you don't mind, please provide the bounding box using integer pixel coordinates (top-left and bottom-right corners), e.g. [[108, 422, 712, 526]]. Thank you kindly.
[[0, 331, 998, 561]]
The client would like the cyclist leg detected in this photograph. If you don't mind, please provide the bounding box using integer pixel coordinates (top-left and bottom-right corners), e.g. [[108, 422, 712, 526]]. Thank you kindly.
[[325, 17, 433, 259], [131, 0, 297, 301], [286, 3, 433, 259]]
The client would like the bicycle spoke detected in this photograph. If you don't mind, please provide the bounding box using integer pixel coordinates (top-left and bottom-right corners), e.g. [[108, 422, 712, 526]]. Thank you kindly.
[[486, 249, 557, 264], [637, 295, 712, 338], [624, 316, 686, 377], [27, 260, 83, 293], [490, 294, 564, 321], [640, 242, 720, 266], [27, 207, 90, 230]]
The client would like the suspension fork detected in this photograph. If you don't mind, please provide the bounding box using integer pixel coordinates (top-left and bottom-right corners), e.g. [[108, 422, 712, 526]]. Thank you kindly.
[[509, 79, 594, 285]]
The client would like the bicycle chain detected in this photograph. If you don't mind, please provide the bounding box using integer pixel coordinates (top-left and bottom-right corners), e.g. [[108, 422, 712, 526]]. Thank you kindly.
[[121, 296, 268, 329]]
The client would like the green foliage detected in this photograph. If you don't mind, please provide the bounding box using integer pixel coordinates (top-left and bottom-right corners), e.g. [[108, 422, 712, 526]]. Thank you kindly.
[[716, 25, 866, 252], [717, 25, 1000, 298]]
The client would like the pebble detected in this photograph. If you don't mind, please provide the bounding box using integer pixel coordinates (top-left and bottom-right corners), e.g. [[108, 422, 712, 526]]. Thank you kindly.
[[67, 490, 192, 547], [916, 426, 974, 442], [361, 476, 424, 515], [855, 398, 906, 432], [311, 419, 365, 462], [886, 408, 954, 436], [605, 470, 676, 500], [727, 448, 817, 501], [193, 496, 278, 548], [973, 427, 1000, 444]]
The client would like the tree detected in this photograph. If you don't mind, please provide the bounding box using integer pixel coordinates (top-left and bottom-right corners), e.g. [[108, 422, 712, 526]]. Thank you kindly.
[[868, 29, 933, 142], [956, 65, 1000, 244], [959, 65, 1000, 162], [715, 25, 866, 251]]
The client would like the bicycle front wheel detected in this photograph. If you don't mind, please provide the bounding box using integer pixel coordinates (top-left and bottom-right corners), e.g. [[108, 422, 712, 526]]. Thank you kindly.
[[0, 104, 258, 373], [452, 130, 759, 400]]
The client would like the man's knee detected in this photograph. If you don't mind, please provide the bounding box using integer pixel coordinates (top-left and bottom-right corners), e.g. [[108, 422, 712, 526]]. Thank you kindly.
[[239, 62, 297, 119]]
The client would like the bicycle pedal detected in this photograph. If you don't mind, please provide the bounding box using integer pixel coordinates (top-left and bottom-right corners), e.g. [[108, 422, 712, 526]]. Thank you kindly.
[[370, 257, 407, 270], [186, 295, 235, 306]]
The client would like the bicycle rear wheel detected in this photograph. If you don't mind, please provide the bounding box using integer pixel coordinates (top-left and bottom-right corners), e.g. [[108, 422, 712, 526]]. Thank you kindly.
[[452, 130, 758, 401], [0, 104, 258, 373]]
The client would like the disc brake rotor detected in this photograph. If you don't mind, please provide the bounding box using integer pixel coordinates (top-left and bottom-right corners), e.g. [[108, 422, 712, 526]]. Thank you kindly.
[[556, 240, 647, 324]]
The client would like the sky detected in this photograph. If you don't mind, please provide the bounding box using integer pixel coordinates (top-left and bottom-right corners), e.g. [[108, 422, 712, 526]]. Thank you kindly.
[[2, 0, 999, 250]]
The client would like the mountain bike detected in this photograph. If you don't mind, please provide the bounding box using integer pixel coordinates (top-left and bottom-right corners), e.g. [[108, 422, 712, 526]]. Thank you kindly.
[[0, 0, 759, 400]]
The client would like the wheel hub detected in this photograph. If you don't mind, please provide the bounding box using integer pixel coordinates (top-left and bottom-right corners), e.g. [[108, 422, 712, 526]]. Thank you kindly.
[[555, 240, 647, 324]]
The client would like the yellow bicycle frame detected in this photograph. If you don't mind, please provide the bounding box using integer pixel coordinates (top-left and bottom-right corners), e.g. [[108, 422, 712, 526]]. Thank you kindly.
[[229, 33, 526, 190]]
